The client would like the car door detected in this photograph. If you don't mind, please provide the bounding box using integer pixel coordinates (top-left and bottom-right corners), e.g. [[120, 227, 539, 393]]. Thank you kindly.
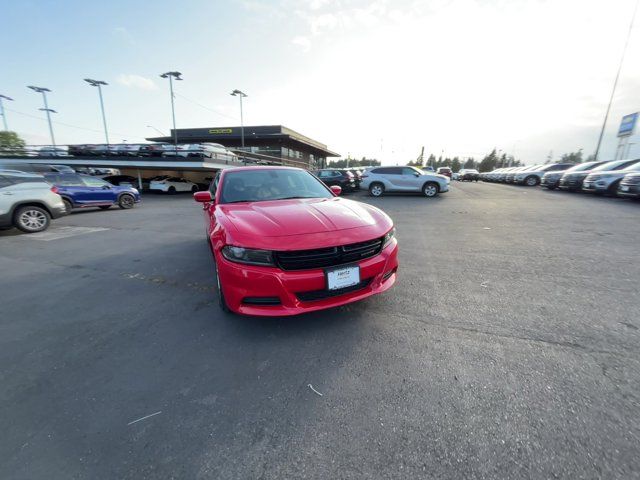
[[176, 178, 192, 192], [49, 174, 93, 206], [399, 167, 422, 191], [80, 175, 118, 204], [380, 167, 403, 191]]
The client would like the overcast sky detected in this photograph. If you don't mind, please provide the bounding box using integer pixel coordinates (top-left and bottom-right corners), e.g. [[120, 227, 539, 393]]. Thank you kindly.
[[1, 0, 639, 164]]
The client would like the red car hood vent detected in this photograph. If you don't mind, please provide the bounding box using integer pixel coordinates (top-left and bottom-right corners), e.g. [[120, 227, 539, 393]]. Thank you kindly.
[[219, 198, 381, 237]]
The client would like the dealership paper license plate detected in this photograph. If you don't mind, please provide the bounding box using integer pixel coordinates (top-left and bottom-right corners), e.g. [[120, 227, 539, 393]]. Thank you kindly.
[[621, 185, 629, 192], [327, 265, 360, 290]]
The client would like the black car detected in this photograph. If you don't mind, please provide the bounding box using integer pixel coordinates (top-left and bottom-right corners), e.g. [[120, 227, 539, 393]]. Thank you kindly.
[[458, 169, 479, 181], [313, 169, 357, 192], [617, 172, 640, 198]]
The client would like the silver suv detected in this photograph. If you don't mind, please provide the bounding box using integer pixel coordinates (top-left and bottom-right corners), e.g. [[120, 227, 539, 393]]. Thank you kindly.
[[0, 170, 67, 233], [360, 166, 450, 197]]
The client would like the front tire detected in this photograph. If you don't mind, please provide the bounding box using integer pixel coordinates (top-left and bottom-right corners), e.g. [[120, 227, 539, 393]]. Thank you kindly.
[[524, 176, 539, 187], [63, 199, 73, 213], [422, 182, 439, 197], [369, 183, 385, 197], [14, 206, 51, 233], [118, 194, 135, 209], [168, 186, 176, 195], [191, 185, 199, 193]]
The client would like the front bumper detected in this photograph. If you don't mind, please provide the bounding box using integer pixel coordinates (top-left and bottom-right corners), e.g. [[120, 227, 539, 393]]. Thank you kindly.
[[617, 184, 640, 198], [541, 178, 560, 188], [216, 239, 399, 316], [582, 181, 608, 193]]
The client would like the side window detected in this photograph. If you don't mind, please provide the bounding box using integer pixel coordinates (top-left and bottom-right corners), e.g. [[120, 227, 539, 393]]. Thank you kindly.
[[385, 168, 402, 175], [319, 171, 330, 178], [0, 176, 13, 188], [58, 175, 84, 186], [82, 176, 109, 187], [401, 167, 416, 175], [13, 176, 47, 184]]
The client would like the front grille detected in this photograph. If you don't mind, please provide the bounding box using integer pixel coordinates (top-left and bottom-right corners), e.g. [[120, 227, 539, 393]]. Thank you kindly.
[[622, 176, 640, 186], [296, 278, 373, 302], [275, 238, 383, 271]]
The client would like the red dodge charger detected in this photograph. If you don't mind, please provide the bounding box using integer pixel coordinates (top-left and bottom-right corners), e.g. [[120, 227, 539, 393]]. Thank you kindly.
[[194, 166, 398, 316]]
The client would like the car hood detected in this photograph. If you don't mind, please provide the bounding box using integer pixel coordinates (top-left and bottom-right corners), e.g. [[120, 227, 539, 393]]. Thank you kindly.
[[216, 197, 393, 250], [543, 170, 569, 177]]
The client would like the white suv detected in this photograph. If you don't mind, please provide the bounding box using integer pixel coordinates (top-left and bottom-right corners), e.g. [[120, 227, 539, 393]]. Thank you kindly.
[[360, 166, 450, 197], [0, 170, 67, 233]]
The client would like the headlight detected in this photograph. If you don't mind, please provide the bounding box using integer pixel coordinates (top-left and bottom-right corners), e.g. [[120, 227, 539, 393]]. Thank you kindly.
[[382, 227, 396, 247], [221, 246, 275, 266]]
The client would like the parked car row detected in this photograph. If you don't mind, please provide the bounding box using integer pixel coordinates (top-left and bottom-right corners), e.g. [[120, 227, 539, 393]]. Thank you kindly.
[[481, 159, 640, 198], [3, 143, 239, 162], [0, 169, 141, 233]]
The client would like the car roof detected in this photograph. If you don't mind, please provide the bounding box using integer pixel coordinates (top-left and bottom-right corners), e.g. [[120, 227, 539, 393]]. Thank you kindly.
[[0, 170, 45, 178]]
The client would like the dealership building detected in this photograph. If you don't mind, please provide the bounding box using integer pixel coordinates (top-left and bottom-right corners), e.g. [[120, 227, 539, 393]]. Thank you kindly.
[[146, 125, 340, 169]]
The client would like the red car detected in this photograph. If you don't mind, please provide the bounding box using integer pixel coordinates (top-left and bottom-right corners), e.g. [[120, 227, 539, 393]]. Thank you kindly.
[[194, 166, 398, 316], [436, 167, 452, 178]]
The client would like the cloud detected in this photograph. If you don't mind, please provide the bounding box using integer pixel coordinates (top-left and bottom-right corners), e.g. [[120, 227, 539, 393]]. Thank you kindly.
[[112, 27, 135, 45], [292, 36, 312, 52], [116, 74, 158, 91]]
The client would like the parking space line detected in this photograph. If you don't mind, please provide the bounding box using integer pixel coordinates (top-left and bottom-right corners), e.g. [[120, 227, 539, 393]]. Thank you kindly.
[[25, 226, 110, 241]]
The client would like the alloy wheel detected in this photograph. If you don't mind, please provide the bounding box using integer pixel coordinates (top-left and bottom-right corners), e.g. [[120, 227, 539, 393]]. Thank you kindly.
[[19, 210, 47, 231]]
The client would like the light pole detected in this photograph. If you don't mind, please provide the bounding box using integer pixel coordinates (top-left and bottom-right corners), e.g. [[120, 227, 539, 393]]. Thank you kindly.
[[0, 94, 13, 131], [160, 71, 182, 154], [84, 79, 110, 150], [27, 85, 56, 147], [594, 0, 639, 160], [230, 89, 247, 150]]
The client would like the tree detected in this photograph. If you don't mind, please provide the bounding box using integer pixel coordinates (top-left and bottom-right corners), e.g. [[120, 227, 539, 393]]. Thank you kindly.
[[451, 157, 461, 172], [0, 131, 25, 153], [463, 157, 476, 169], [328, 157, 380, 168], [478, 149, 498, 172], [559, 149, 583, 164]]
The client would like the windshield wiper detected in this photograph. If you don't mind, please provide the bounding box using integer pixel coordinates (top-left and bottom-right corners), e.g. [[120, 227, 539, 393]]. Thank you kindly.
[[271, 196, 317, 200]]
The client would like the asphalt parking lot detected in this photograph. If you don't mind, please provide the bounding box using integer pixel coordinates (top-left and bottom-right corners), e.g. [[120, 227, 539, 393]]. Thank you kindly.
[[1, 183, 639, 479]]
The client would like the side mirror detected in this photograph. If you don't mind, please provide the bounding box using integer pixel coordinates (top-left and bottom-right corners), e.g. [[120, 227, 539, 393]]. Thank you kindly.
[[414, 172, 420, 177], [330, 185, 342, 196], [194, 191, 212, 203], [102, 185, 112, 189]]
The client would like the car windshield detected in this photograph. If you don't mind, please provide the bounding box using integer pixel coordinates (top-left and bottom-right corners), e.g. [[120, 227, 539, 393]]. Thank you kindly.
[[566, 162, 599, 172], [220, 169, 333, 204], [592, 160, 638, 172]]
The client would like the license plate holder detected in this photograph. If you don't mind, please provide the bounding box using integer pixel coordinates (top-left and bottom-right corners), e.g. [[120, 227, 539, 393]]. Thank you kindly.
[[326, 265, 360, 291]]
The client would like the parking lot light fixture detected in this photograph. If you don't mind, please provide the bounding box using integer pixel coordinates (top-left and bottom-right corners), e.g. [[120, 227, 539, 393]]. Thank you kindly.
[[230, 89, 247, 149], [27, 85, 57, 147], [0, 94, 14, 131], [160, 71, 183, 154], [84, 79, 110, 151]]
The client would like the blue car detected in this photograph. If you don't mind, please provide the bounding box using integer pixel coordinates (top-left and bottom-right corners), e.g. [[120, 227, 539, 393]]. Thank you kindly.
[[44, 173, 141, 212]]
